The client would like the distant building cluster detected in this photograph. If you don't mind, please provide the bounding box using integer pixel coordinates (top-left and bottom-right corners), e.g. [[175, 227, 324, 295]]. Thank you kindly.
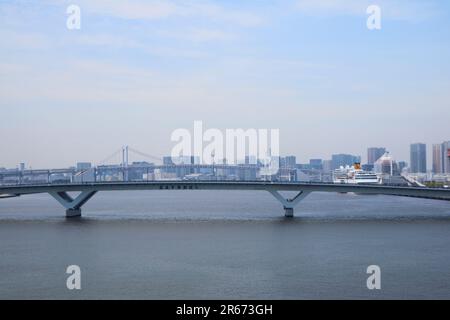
[[432, 141, 450, 174], [1, 140, 450, 187]]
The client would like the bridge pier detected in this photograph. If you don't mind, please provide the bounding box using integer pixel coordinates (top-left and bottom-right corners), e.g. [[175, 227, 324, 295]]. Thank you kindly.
[[268, 190, 310, 218], [66, 208, 82, 218], [49, 191, 97, 218], [284, 207, 294, 218]]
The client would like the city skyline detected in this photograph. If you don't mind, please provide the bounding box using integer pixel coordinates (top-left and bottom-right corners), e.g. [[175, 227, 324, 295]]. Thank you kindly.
[[2, 141, 449, 173], [1, 1, 450, 168]]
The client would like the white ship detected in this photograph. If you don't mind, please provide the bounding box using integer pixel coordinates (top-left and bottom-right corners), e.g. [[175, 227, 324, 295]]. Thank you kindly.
[[333, 163, 380, 185]]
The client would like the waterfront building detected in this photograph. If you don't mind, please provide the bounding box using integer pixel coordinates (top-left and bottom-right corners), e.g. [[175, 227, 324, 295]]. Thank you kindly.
[[367, 147, 386, 165], [410, 143, 427, 173], [442, 141, 450, 174], [331, 154, 361, 170], [432, 144, 443, 174], [309, 159, 323, 170], [374, 152, 399, 176]]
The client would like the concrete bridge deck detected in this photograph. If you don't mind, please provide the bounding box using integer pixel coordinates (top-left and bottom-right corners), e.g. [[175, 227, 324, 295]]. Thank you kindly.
[[1, 181, 449, 218]]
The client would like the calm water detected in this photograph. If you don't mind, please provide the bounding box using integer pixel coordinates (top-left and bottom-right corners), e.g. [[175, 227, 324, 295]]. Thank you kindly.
[[1, 190, 450, 299]]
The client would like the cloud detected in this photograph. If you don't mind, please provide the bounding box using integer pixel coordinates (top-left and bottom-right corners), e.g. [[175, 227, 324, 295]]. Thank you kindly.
[[68, 34, 142, 48], [54, 32, 216, 59], [82, 0, 180, 20], [0, 29, 51, 49], [78, 0, 263, 27], [186, 2, 263, 27], [157, 28, 235, 42], [296, 0, 365, 16], [295, 0, 438, 21], [0, 58, 207, 105], [144, 46, 210, 59]]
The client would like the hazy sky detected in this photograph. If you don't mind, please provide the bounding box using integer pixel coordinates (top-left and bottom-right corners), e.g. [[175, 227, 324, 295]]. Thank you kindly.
[[1, 0, 450, 169]]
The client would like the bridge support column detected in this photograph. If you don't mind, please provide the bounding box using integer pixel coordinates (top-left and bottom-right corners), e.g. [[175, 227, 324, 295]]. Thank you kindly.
[[49, 191, 97, 218], [268, 190, 310, 218], [284, 207, 294, 218], [66, 208, 81, 217]]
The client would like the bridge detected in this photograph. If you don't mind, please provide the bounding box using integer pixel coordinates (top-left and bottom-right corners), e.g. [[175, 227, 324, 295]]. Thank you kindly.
[[1, 181, 449, 218], [0, 145, 265, 184]]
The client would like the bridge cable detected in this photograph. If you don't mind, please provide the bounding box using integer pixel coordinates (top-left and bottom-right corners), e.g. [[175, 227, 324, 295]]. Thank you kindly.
[[127, 146, 162, 163]]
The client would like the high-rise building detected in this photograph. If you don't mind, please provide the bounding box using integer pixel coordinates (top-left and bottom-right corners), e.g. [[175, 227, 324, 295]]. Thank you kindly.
[[367, 147, 386, 165], [432, 144, 443, 174], [244, 156, 257, 165], [442, 141, 450, 174], [309, 159, 323, 170], [362, 164, 374, 172], [374, 152, 399, 176], [331, 154, 361, 170], [285, 156, 297, 168], [410, 143, 427, 173], [76, 162, 92, 171], [75, 162, 94, 182], [163, 156, 174, 165], [322, 160, 333, 172], [398, 161, 408, 173], [278, 156, 296, 168]]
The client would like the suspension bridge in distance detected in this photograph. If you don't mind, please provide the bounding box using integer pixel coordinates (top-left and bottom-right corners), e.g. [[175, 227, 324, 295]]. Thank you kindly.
[[1, 181, 449, 218], [0, 146, 265, 184]]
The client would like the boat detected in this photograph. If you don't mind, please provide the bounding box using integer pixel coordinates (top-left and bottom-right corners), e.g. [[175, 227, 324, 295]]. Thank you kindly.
[[333, 163, 380, 185]]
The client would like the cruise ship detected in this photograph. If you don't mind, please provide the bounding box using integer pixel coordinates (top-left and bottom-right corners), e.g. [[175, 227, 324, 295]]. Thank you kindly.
[[333, 163, 380, 185]]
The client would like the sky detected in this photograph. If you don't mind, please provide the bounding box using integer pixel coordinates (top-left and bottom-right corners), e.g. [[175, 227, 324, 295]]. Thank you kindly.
[[1, 0, 450, 169]]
